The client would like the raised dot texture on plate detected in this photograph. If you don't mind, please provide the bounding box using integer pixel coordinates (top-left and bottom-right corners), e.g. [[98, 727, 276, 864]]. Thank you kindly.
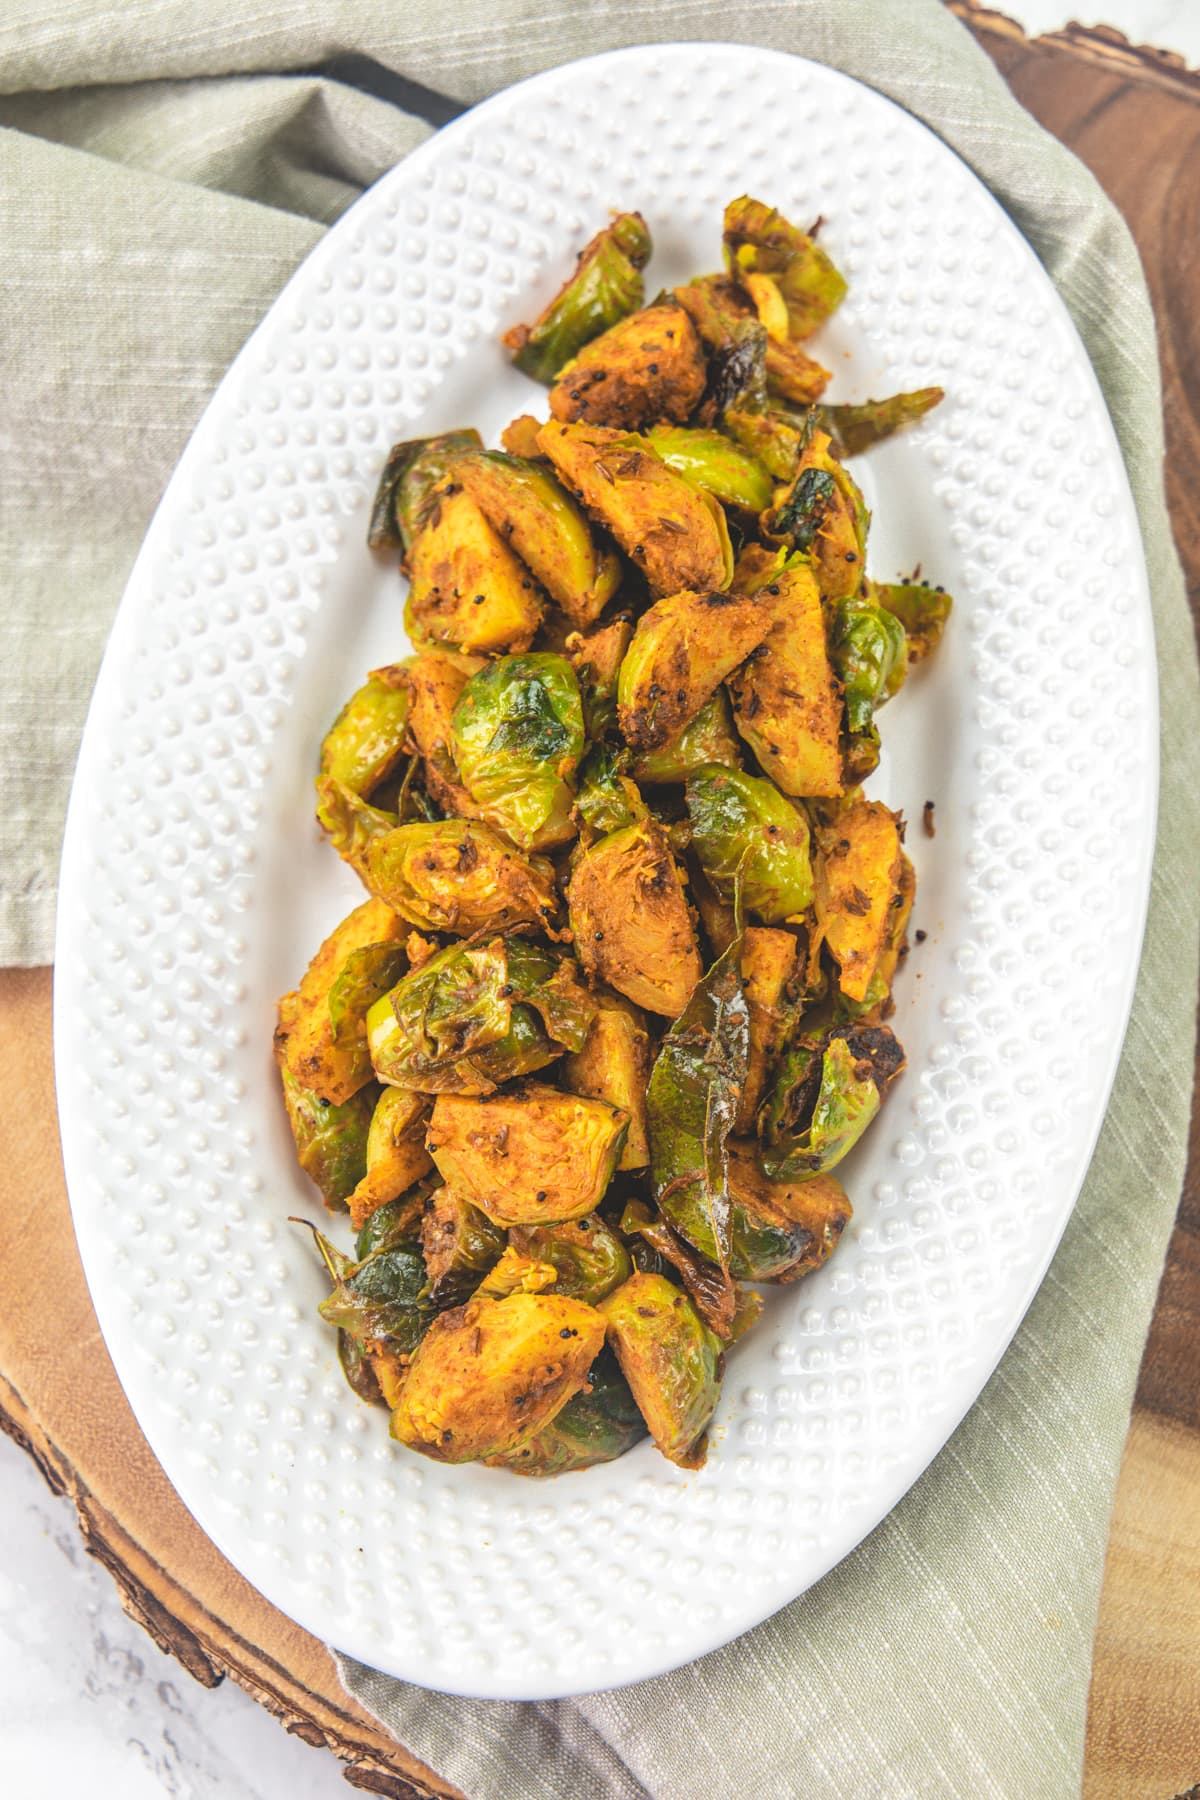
[[54, 43, 1155, 1702]]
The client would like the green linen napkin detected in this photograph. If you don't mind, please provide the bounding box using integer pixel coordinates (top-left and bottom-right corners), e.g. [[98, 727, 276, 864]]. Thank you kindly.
[[3, 2, 1197, 1795]]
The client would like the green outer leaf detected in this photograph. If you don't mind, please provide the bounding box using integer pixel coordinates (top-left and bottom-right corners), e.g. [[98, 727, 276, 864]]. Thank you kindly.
[[451, 654, 585, 850], [280, 1067, 374, 1207], [819, 387, 944, 458], [490, 1347, 646, 1475], [318, 676, 411, 798], [685, 765, 814, 923], [760, 1029, 903, 1181], [633, 691, 741, 785], [829, 598, 908, 735], [508, 1216, 631, 1306], [367, 430, 482, 551], [646, 425, 773, 513], [870, 580, 953, 663], [509, 212, 651, 382], [328, 944, 408, 1045], [574, 740, 643, 834]]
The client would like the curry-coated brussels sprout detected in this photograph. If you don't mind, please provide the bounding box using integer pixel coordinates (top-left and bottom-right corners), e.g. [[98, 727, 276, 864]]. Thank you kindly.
[[722, 406, 805, 482], [316, 782, 561, 937], [318, 1235, 434, 1355], [672, 275, 769, 417], [537, 421, 733, 599], [736, 927, 800, 1133], [846, 849, 915, 1020], [762, 429, 869, 603], [502, 211, 652, 383], [564, 615, 634, 740], [455, 451, 622, 628], [549, 301, 708, 431], [725, 548, 844, 799], [567, 818, 703, 1018], [562, 989, 652, 1169], [318, 669, 411, 803], [347, 1086, 433, 1231], [491, 1345, 647, 1475], [390, 1290, 607, 1463], [419, 1185, 507, 1307], [812, 796, 904, 1003], [599, 1271, 723, 1469], [508, 1215, 632, 1305], [400, 648, 486, 818], [685, 765, 814, 924], [632, 690, 741, 786], [368, 429, 483, 552], [501, 413, 547, 459], [278, 1061, 377, 1209], [830, 594, 908, 740], [870, 579, 953, 664], [355, 1178, 437, 1260], [275, 898, 406, 1106], [366, 936, 594, 1095], [760, 1025, 905, 1181], [450, 654, 585, 852], [819, 387, 944, 459], [473, 1246, 561, 1300], [723, 195, 846, 341], [725, 1139, 852, 1282], [616, 587, 774, 754], [405, 483, 546, 655], [644, 425, 774, 514], [427, 1083, 629, 1226], [573, 740, 644, 838]]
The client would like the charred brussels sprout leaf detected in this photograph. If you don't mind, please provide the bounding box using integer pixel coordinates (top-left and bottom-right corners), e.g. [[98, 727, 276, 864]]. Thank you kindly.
[[318, 671, 411, 801], [760, 1027, 905, 1181], [599, 1271, 723, 1468], [419, 1186, 507, 1306], [725, 1139, 852, 1282], [279, 1064, 375, 1209], [450, 654, 585, 851], [870, 580, 953, 664], [503, 211, 652, 383], [644, 425, 774, 514], [368, 430, 482, 552], [723, 196, 847, 341], [819, 387, 944, 459], [830, 595, 908, 735], [685, 765, 813, 923], [508, 1215, 632, 1305], [491, 1346, 647, 1475]]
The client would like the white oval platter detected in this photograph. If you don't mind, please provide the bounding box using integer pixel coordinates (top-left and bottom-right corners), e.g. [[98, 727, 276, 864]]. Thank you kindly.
[[54, 42, 1156, 1700]]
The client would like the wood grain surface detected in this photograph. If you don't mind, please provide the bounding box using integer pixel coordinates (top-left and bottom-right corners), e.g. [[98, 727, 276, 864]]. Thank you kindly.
[[0, 9, 1196, 1798]]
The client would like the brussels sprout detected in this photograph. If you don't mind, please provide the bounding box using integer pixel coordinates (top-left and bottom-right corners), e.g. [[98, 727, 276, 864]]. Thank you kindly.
[[723, 196, 846, 341], [562, 990, 652, 1170], [736, 927, 800, 1132], [643, 424, 773, 514], [355, 1179, 437, 1260], [763, 430, 869, 603], [318, 669, 411, 802], [318, 1237, 434, 1354], [368, 429, 482, 552], [316, 783, 561, 937], [508, 1215, 632, 1305], [870, 579, 953, 664], [347, 1086, 433, 1231], [427, 1084, 629, 1226], [645, 935, 749, 1273], [722, 407, 805, 482], [830, 595, 908, 737], [599, 1272, 723, 1468], [473, 1246, 561, 1300], [405, 485, 545, 655], [763, 336, 831, 407], [278, 1060, 376, 1209], [564, 616, 634, 740], [450, 654, 585, 852], [501, 413, 547, 459], [390, 1290, 607, 1463], [842, 849, 916, 1021], [725, 550, 844, 799], [491, 1346, 647, 1475], [567, 819, 703, 1018], [760, 1026, 904, 1181], [502, 211, 652, 383], [673, 276, 768, 417], [292, 1222, 384, 1403], [275, 898, 406, 1106], [616, 587, 773, 754], [819, 387, 944, 458], [419, 1185, 507, 1306], [725, 1139, 852, 1281], [456, 451, 622, 628], [537, 421, 733, 599], [366, 936, 594, 1094], [400, 648, 486, 818], [632, 690, 741, 786], [685, 766, 814, 924], [812, 797, 904, 1003], [549, 302, 708, 430], [573, 740, 643, 838], [618, 1197, 739, 1340]]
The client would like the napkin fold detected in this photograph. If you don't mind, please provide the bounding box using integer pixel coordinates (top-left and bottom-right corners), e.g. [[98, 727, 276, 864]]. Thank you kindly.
[[3, 3, 1197, 1797]]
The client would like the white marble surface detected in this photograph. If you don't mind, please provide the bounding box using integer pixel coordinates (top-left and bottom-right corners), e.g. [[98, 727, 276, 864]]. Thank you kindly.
[[3, 2, 1193, 1794]]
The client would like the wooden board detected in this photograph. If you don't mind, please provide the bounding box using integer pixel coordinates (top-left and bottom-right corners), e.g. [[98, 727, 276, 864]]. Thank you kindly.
[[1, 8, 1197, 1795]]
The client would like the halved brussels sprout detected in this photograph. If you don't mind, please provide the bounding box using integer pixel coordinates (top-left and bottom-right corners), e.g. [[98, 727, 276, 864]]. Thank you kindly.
[[762, 429, 869, 603], [549, 302, 707, 430], [318, 669, 411, 802], [562, 990, 652, 1170], [405, 485, 545, 654], [725, 549, 844, 799], [318, 1236, 433, 1354], [567, 818, 703, 1018], [537, 421, 733, 599], [599, 1271, 723, 1469], [722, 407, 806, 481], [400, 648, 486, 817], [829, 594, 908, 747], [455, 451, 622, 628], [450, 654, 585, 851], [760, 1026, 904, 1181], [618, 1197, 739, 1340], [573, 739, 644, 838], [368, 430, 483, 552], [390, 1290, 607, 1463], [564, 615, 634, 739], [632, 689, 741, 786], [366, 936, 594, 1094], [473, 1246, 561, 1299], [419, 1185, 507, 1307], [841, 849, 916, 1021], [616, 587, 774, 754], [812, 797, 904, 1003], [427, 1083, 629, 1225], [275, 897, 406, 1105], [736, 927, 800, 1132], [490, 1345, 647, 1475], [316, 783, 561, 937], [644, 425, 774, 514], [870, 579, 953, 664], [347, 1086, 433, 1231], [723, 195, 846, 341], [278, 1062, 376, 1209], [820, 387, 944, 458], [725, 1139, 851, 1281], [763, 336, 831, 407], [672, 276, 768, 417], [502, 211, 652, 383], [508, 1215, 632, 1305], [685, 765, 814, 924]]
